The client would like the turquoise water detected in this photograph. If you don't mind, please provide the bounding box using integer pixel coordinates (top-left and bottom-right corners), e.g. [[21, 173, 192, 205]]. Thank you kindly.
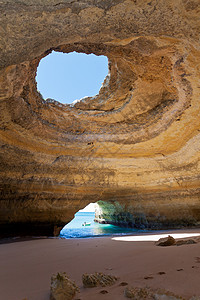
[[60, 212, 139, 239]]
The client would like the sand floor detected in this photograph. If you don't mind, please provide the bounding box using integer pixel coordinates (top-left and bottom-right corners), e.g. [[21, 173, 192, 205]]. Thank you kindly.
[[0, 229, 200, 300]]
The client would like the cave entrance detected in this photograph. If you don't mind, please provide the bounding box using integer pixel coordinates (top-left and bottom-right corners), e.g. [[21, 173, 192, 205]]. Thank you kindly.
[[60, 202, 97, 238], [59, 202, 135, 238], [36, 51, 108, 104]]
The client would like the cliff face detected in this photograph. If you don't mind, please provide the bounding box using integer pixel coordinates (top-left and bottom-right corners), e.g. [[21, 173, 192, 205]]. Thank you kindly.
[[0, 0, 200, 236]]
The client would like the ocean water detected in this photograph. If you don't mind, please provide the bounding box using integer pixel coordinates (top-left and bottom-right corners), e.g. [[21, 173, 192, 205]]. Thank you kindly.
[[60, 212, 139, 239]]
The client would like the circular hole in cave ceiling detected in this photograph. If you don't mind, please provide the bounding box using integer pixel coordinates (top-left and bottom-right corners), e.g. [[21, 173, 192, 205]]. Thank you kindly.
[[36, 51, 108, 104]]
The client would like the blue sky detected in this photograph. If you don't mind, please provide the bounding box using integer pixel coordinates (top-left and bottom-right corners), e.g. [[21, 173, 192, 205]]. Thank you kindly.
[[36, 51, 108, 104], [79, 203, 96, 212]]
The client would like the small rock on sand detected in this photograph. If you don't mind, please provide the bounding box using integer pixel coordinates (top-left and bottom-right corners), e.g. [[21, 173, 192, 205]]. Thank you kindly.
[[50, 272, 79, 300], [155, 235, 176, 247], [176, 239, 197, 246], [124, 287, 184, 299], [82, 272, 118, 288], [156, 236, 200, 247]]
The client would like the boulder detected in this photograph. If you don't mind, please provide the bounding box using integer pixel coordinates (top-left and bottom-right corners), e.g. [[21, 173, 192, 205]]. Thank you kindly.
[[50, 272, 79, 300], [156, 235, 200, 247], [82, 272, 117, 288], [176, 239, 197, 246], [155, 235, 176, 247]]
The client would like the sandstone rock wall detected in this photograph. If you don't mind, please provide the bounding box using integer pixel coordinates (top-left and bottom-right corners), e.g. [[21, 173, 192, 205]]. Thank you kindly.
[[0, 0, 200, 236]]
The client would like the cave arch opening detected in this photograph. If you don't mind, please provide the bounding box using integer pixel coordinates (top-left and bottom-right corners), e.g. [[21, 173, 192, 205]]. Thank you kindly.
[[36, 51, 108, 104], [59, 201, 137, 239], [60, 202, 98, 238]]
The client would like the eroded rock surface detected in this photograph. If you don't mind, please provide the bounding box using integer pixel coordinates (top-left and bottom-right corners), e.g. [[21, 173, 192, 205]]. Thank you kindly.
[[124, 287, 184, 299], [156, 235, 200, 246], [0, 0, 200, 236], [82, 272, 118, 288], [155, 235, 176, 247], [50, 272, 79, 300]]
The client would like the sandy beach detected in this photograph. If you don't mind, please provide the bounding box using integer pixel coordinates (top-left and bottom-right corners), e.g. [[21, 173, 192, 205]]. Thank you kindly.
[[0, 229, 200, 300]]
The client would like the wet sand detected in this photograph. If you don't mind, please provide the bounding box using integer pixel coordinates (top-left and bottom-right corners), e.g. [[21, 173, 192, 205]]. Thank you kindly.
[[0, 229, 200, 300]]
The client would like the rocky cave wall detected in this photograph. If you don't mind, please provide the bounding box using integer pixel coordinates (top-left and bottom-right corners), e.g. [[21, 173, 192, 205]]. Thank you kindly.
[[0, 0, 200, 236]]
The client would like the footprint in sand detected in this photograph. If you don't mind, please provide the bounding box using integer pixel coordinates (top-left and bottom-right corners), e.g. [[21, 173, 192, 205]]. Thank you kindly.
[[157, 271, 166, 275], [100, 290, 108, 294], [195, 257, 200, 263], [144, 276, 154, 280], [119, 282, 128, 286]]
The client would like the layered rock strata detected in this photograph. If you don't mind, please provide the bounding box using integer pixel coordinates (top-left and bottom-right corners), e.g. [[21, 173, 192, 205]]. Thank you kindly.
[[0, 0, 200, 236]]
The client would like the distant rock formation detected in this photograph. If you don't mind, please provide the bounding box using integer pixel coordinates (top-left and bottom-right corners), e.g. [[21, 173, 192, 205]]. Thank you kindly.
[[155, 235, 176, 247], [0, 0, 200, 236], [156, 235, 200, 246]]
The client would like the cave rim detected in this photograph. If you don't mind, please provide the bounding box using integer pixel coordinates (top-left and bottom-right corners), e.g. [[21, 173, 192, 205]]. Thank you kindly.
[[31, 38, 192, 109], [33, 43, 113, 109], [26, 38, 193, 147], [35, 50, 109, 105]]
